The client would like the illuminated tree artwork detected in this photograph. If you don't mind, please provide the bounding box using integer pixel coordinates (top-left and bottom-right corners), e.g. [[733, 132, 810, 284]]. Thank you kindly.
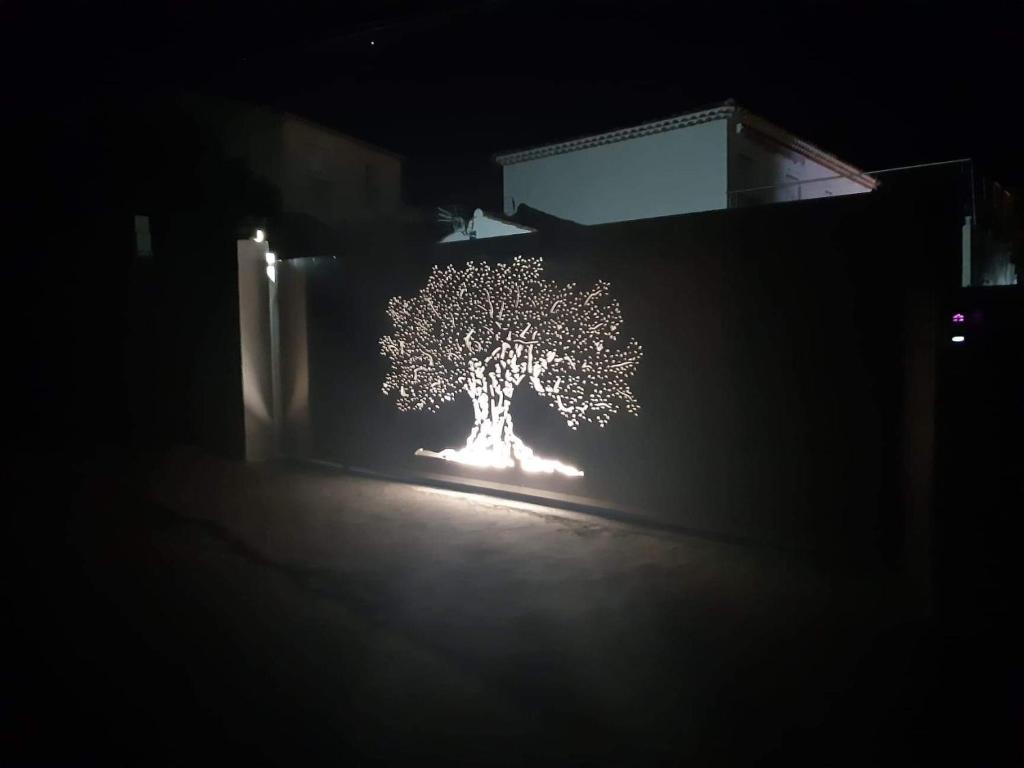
[[380, 256, 642, 477]]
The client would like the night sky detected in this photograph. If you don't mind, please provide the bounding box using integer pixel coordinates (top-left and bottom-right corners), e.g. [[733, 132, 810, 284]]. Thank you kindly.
[[5, 0, 1022, 196]]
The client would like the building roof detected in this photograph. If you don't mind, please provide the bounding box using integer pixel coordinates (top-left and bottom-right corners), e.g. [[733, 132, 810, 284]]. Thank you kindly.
[[494, 101, 876, 189], [494, 102, 735, 165]]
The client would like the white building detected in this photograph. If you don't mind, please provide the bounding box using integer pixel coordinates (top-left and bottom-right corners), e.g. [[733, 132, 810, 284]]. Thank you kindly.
[[439, 208, 534, 243], [495, 101, 877, 225]]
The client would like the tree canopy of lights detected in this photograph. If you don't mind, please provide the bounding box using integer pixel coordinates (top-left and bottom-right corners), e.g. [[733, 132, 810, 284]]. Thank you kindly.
[[379, 256, 642, 476]]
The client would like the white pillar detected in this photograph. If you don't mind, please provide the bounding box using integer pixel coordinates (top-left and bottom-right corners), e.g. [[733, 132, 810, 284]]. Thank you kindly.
[[237, 239, 276, 460], [961, 215, 972, 288], [268, 260, 282, 455]]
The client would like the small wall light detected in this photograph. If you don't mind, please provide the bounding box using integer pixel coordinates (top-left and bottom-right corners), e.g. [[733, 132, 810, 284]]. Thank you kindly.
[[265, 252, 276, 266], [266, 265, 276, 283], [951, 335, 965, 343], [254, 229, 265, 243]]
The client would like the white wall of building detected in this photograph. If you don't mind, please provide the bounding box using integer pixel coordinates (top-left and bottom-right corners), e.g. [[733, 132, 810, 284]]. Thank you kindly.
[[440, 209, 534, 243], [502, 119, 730, 224], [729, 125, 870, 206]]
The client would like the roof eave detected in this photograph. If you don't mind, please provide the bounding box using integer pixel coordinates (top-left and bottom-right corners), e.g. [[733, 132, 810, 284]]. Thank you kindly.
[[494, 103, 737, 165], [735, 108, 877, 190], [493, 102, 877, 191]]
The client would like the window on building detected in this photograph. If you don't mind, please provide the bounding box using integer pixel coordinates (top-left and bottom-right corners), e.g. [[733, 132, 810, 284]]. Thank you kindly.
[[733, 154, 766, 207], [134, 214, 153, 259], [364, 164, 380, 209], [736, 154, 755, 191], [310, 176, 334, 219]]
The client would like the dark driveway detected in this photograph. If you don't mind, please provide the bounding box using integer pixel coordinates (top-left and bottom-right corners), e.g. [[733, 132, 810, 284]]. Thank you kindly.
[[6, 449, 1018, 765]]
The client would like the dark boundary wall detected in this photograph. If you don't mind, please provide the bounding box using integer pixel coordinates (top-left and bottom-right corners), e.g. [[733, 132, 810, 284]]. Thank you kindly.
[[303, 188, 953, 562]]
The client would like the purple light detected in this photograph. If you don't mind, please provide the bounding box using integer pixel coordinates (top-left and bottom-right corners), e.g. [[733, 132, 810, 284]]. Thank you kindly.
[[952, 313, 965, 324]]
